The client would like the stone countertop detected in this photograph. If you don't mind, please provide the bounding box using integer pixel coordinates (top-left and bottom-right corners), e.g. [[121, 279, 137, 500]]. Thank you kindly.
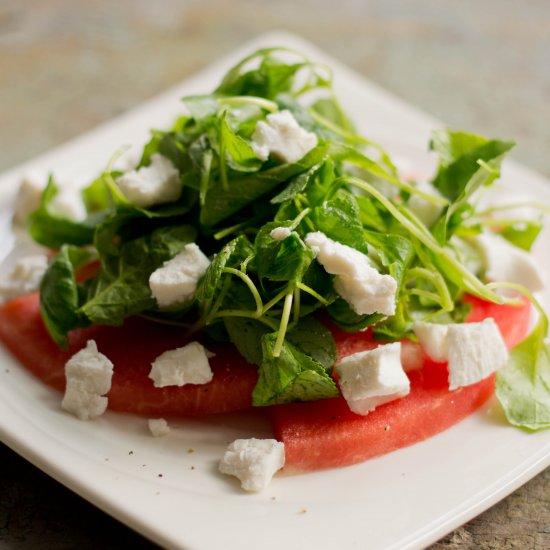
[[0, 1, 549, 548]]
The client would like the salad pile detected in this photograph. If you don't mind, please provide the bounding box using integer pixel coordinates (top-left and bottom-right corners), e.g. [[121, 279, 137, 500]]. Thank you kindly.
[[13, 47, 550, 433]]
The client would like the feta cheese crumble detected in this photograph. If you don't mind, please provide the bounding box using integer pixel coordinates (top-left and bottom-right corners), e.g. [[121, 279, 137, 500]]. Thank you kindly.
[[413, 318, 509, 389], [219, 438, 285, 491], [149, 243, 210, 308], [336, 342, 410, 415], [148, 418, 171, 437], [251, 110, 318, 164], [62, 340, 114, 420], [412, 321, 449, 363], [305, 232, 397, 315], [149, 341, 213, 388], [116, 153, 181, 208], [0, 254, 49, 305], [270, 226, 292, 241], [475, 232, 545, 292]]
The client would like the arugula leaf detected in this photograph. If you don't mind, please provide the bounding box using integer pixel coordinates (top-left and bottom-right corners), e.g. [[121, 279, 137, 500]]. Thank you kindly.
[[432, 158, 505, 245], [40, 245, 97, 347], [80, 225, 196, 325], [252, 333, 338, 406], [499, 220, 543, 251], [28, 177, 101, 249], [496, 314, 550, 430], [430, 130, 515, 201]]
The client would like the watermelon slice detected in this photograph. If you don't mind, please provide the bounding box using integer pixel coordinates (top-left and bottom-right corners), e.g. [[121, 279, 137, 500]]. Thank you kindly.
[[271, 295, 531, 472], [0, 293, 258, 416], [0, 292, 531, 472]]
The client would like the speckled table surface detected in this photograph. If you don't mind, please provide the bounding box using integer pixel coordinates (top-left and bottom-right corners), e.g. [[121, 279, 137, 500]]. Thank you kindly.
[[0, 1, 549, 548]]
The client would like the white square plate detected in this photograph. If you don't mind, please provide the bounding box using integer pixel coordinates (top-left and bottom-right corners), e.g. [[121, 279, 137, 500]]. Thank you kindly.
[[1, 32, 549, 550]]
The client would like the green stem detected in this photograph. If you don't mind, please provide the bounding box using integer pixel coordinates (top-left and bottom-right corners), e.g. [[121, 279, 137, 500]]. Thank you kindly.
[[263, 286, 291, 314], [273, 292, 294, 357], [290, 207, 312, 230], [218, 96, 279, 112], [215, 309, 280, 330], [342, 175, 501, 303], [296, 282, 330, 305], [223, 267, 263, 316], [292, 286, 301, 325]]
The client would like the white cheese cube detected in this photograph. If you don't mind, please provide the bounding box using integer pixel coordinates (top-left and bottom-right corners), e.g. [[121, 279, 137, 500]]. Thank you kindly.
[[116, 153, 181, 208], [407, 180, 444, 228], [251, 110, 318, 164], [270, 226, 292, 241], [148, 418, 171, 437], [412, 321, 449, 363], [334, 273, 397, 316], [336, 342, 410, 415], [149, 341, 213, 388], [61, 389, 108, 421], [149, 243, 210, 308], [219, 438, 285, 492], [64, 340, 114, 395], [446, 318, 508, 390], [413, 318, 509, 389], [305, 231, 371, 278], [475, 232, 545, 292], [13, 173, 45, 224], [0, 254, 49, 305], [62, 340, 114, 421], [305, 232, 397, 315]]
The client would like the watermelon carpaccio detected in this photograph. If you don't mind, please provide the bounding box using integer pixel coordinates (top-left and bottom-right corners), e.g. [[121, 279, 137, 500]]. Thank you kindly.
[[0, 292, 531, 472]]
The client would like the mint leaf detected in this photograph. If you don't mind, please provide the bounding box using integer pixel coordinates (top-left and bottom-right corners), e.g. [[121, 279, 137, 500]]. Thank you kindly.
[[195, 235, 253, 305], [254, 222, 315, 283], [285, 315, 337, 370], [200, 142, 328, 226], [252, 333, 338, 406], [218, 110, 263, 173], [28, 176, 101, 249], [312, 188, 368, 254], [40, 245, 97, 347]]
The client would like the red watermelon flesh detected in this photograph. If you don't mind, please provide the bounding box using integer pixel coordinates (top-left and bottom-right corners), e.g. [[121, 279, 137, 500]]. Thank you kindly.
[[271, 296, 531, 472], [0, 293, 258, 416], [0, 292, 531, 473]]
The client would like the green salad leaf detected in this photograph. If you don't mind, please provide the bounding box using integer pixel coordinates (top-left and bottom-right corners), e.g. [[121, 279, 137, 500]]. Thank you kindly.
[[496, 297, 550, 430]]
